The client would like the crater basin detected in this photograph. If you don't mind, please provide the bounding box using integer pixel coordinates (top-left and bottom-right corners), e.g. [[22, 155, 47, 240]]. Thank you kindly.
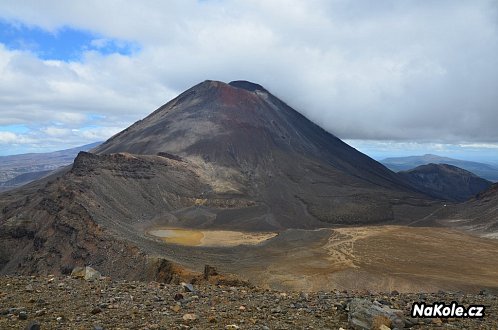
[[148, 228, 277, 247]]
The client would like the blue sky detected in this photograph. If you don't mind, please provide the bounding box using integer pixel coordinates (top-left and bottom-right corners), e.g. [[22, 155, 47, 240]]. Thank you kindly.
[[0, 1, 497, 164], [0, 15, 149, 155], [346, 140, 498, 164], [0, 20, 138, 61], [0, 17, 139, 156]]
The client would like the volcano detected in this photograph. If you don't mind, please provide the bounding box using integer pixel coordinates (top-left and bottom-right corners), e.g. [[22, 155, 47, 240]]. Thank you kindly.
[[96, 80, 404, 186], [0, 80, 438, 281], [92, 80, 432, 229]]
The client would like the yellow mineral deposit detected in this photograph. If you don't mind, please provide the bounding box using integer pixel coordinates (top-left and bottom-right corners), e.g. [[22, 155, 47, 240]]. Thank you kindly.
[[148, 228, 277, 247]]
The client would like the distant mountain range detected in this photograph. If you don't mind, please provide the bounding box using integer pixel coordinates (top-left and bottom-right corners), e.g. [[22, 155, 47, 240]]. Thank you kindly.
[[0, 142, 101, 191], [381, 154, 498, 182]]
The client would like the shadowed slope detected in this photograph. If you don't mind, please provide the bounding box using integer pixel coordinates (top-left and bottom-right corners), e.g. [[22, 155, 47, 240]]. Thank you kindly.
[[399, 163, 492, 202], [437, 183, 498, 236], [382, 154, 498, 182]]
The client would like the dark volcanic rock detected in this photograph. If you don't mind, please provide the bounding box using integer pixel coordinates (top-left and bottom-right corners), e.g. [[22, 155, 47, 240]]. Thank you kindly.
[[440, 182, 498, 235], [348, 298, 405, 329], [25, 321, 41, 330], [204, 264, 218, 279], [228, 80, 268, 92], [1, 275, 497, 330], [0, 155, 199, 280], [399, 163, 492, 202]]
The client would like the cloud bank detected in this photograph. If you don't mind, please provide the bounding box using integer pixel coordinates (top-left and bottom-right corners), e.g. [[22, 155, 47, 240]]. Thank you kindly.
[[0, 0, 497, 155]]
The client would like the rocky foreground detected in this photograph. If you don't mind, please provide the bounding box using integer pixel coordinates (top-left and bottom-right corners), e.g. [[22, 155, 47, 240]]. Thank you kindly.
[[0, 275, 496, 330]]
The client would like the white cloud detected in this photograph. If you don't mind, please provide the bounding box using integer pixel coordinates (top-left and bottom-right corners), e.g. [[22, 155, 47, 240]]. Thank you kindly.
[[0, 0, 497, 155], [0, 131, 35, 144], [90, 38, 108, 49], [39, 125, 121, 141], [0, 44, 176, 128], [77, 126, 122, 140], [460, 143, 498, 149], [0, 131, 20, 144], [41, 127, 71, 137]]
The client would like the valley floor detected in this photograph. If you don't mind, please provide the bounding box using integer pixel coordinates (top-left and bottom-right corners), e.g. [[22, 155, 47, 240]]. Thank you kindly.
[[149, 225, 498, 294]]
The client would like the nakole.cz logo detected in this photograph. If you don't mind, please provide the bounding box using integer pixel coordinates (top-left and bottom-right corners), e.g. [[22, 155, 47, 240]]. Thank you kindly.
[[411, 301, 485, 318]]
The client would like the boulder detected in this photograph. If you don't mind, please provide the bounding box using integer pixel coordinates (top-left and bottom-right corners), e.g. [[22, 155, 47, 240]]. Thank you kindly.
[[182, 313, 198, 321], [71, 266, 101, 281], [348, 298, 405, 330], [181, 282, 195, 293], [24, 322, 41, 330]]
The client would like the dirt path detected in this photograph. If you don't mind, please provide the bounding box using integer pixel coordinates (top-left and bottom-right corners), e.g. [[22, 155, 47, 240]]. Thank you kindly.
[[217, 226, 498, 292], [324, 226, 391, 268]]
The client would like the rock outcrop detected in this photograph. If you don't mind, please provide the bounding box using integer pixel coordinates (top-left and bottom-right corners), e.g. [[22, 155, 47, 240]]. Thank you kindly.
[[348, 298, 405, 329]]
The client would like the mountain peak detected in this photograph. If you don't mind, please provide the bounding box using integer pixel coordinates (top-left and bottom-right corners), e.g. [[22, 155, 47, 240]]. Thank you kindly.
[[399, 163, 492, 202], [229, 80, 268, 93]]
